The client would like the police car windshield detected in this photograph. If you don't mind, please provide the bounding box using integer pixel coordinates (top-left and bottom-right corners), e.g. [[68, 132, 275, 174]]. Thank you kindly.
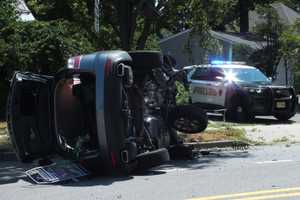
[[223, 67, 271, 84]]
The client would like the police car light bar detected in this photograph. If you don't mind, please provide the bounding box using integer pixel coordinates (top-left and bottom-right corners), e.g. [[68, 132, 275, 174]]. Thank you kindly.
[[211, 60, 246, 65]]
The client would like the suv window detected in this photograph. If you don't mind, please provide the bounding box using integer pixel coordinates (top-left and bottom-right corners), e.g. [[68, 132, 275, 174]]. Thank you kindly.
[[210, 68, 224, 81], [191, 68, 210, 81], [191, 67, 224, 81]]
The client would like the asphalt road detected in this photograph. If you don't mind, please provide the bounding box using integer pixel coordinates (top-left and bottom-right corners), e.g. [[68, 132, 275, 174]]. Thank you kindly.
[[1, 144, 300, 200]]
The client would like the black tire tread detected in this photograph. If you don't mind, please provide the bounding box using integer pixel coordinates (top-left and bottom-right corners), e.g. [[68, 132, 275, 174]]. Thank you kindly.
[[168, 105, 208, 133], [136, 148, 170, 171]]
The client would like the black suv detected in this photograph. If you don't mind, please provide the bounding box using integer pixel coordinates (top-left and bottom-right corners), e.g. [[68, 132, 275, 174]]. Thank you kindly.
[[188, 62, 298, 121]]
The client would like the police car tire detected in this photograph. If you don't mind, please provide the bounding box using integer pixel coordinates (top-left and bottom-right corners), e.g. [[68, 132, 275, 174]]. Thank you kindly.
[[226, 106, 249, 122], [168, 105, 208, 133], [225, 94, 253, 122], [274, 114, 294, 121]]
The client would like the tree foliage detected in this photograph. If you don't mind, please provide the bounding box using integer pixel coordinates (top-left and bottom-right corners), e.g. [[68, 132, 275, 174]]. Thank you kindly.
[[250, 4, 300, 76], [0, 0, 96, 78], [1, 20, 95, 76], [0, 0, 17, 29], [249, 5, 285, 76], [279, 20, 300, 69]]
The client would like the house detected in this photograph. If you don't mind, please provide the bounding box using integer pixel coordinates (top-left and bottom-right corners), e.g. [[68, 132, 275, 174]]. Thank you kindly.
[[159, 3, 300, 86], [16, 0, 35, 21], [159, 29, 264, 67], [249, 2, 300, 30]]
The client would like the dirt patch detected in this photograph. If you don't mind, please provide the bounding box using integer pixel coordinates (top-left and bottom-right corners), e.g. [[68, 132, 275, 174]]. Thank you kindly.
[[180, 127, 250, 143]]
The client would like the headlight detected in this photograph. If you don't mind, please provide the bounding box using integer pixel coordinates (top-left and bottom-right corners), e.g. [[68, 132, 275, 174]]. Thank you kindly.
[[275, 89, 290, 96], [274, 89, 291, 98], [245, 87, 263, 94]]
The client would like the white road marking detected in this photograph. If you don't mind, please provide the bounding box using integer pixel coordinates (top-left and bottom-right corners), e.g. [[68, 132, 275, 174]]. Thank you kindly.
[[157, 168, 188, 173], [255, 159, 294, 164]]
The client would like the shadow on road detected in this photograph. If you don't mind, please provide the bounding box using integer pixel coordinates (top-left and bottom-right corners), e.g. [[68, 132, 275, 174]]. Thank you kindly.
[[0, 150, 251, 186], [0, 161, 34, 185], [155, 150, 251, 172], [208, 114, 296, 125]]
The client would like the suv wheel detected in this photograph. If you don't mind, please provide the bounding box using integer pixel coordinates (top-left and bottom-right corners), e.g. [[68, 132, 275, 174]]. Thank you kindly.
[[135, 148, 170, 171], [168, 105, 208, 133]]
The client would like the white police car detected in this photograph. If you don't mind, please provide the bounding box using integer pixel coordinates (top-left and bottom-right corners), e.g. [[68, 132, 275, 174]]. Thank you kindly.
[[187, 61, 298, 121]]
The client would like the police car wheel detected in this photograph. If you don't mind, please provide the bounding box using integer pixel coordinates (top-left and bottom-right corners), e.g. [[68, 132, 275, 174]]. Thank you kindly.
[[236, 106, 247, 121], [226, 104, 250, 122]]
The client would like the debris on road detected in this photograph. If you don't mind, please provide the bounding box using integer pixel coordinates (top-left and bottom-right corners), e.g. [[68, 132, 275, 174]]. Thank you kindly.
[[186, 140, 250, 151], [26, 161, 88, 184], [243, 123, 300, 144]]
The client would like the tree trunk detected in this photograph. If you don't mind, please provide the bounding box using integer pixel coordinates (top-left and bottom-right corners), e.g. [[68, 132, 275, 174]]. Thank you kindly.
[[239, 0, 250, 33], [284, 58, 288, 86], [118, 0, 135, 50], [137, 19, 151, 50]]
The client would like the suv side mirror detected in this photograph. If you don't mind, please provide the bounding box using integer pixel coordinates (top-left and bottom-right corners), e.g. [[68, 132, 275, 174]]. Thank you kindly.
[[268, 75, 276, 81]]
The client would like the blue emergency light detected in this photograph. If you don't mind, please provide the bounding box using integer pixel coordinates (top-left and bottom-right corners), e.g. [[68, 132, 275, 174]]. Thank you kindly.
[[211, 60, 246, 65]]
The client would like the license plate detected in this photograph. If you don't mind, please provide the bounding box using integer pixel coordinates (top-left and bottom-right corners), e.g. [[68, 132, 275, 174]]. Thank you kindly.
[[276, 101, 286, 108]]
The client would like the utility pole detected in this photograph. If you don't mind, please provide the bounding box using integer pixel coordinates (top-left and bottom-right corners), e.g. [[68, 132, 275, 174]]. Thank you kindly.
[[284, 58, 288, 86], [94, 0, 101, 33]]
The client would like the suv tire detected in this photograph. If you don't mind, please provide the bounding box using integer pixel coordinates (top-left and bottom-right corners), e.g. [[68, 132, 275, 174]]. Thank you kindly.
[[168, 105, 208, 133], [135, 148, 170, 171]]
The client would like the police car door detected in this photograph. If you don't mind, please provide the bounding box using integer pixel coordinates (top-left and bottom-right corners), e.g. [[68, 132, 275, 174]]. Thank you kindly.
[[189, 67, 226, 108]]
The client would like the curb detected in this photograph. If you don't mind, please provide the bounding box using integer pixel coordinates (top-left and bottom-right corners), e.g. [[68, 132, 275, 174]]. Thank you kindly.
[[185, 140, 250, 150]]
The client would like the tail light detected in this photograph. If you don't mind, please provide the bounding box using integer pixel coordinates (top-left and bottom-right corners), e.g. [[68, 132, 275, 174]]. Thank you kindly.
[[68, 56, 82, 69], [104, 58, 113, 77]]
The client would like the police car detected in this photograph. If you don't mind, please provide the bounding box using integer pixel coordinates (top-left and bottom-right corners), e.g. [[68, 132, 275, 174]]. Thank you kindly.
[[187, 61, 298, 121]]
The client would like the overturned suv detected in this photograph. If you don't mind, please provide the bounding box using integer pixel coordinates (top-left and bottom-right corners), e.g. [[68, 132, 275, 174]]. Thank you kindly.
[[188, 61, 298, 122], [7, 51, 207, 173]]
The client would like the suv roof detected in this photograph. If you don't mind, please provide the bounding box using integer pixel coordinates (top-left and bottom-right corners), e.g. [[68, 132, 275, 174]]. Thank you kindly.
[[192, 64, 255, 69]]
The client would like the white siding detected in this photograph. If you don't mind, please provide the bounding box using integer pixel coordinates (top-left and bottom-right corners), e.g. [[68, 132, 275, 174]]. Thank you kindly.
[[16, 0, 35, 21]]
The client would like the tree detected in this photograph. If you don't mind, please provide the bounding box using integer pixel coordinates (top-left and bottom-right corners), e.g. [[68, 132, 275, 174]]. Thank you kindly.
[[0, 0, 17, 119], [1, 21, 95, 76], [249, 4, 300, 79], [279, 21, 300, 69], [25, 0, 160, 50], [279, 20, 300, 85], [0, 0, 16, 29], [249, 5, 285, 76]]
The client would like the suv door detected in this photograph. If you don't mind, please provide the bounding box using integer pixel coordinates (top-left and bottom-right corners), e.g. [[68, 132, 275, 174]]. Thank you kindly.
[[7, 72, 56, 162], [189, 67, 226, 107]]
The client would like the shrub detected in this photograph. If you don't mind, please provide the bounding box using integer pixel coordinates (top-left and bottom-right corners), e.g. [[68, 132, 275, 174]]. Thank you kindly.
[[0, 20, 96, 76], [0, 15, 96, 118]]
